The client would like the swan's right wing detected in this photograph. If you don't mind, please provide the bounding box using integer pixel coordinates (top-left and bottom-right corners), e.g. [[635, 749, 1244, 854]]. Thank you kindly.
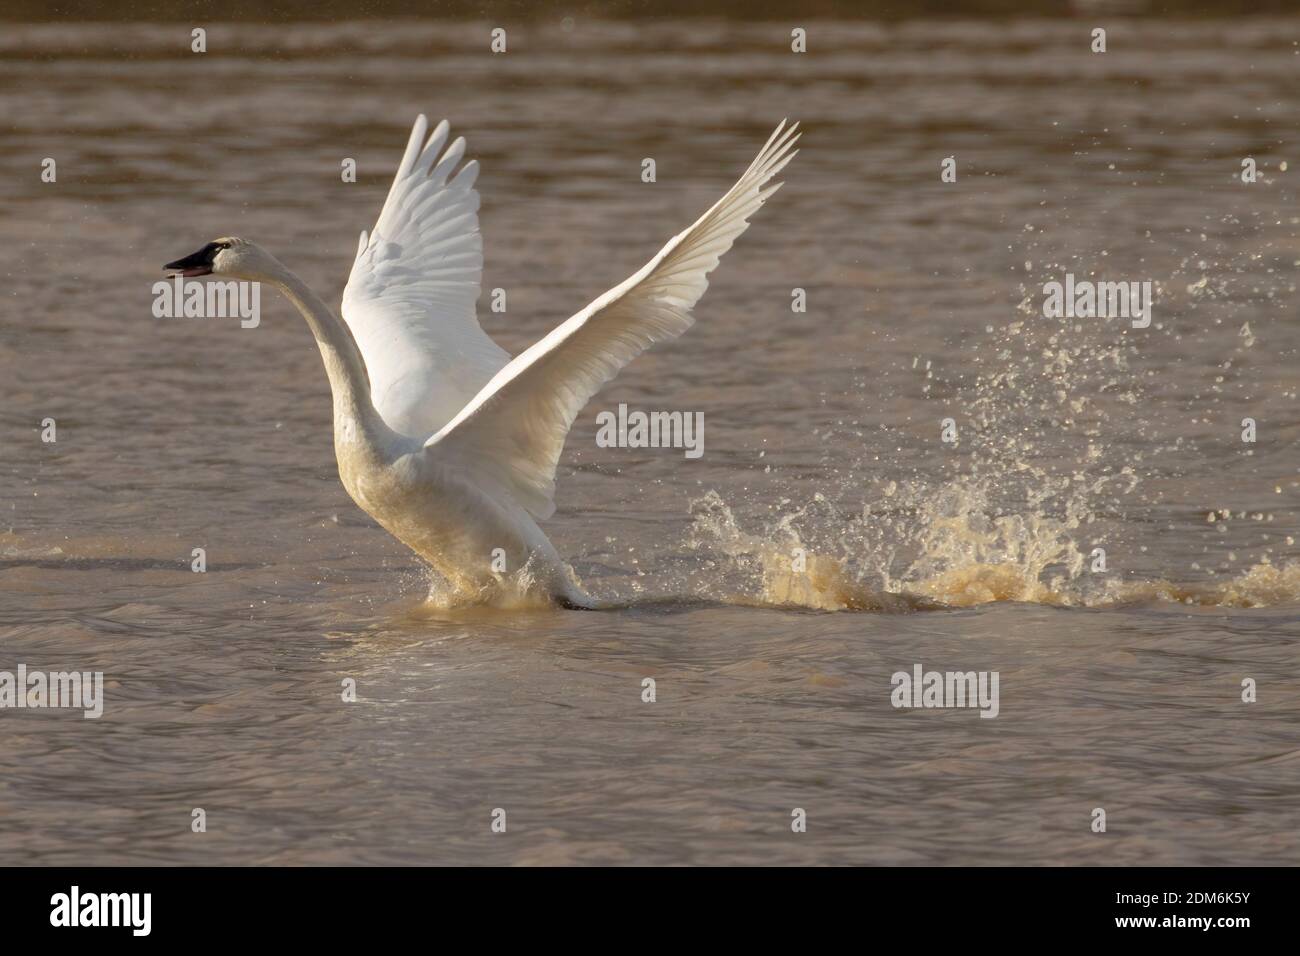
[[342, 115, 509, 440], [424, 122, 800, 519]]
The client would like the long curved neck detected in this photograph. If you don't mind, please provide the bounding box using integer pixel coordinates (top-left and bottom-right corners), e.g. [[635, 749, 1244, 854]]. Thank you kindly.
[[269, 265, 392, 453]]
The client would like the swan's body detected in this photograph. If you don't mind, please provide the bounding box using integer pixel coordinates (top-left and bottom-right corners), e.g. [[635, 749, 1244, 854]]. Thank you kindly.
[[165, 116, 799, 607]]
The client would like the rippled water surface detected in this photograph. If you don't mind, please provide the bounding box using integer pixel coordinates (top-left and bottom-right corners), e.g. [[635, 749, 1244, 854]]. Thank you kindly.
[[1, 18, 1298, 864]]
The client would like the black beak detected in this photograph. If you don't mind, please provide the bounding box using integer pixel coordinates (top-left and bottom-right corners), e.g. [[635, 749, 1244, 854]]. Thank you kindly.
[[164, 242, 220, 277]]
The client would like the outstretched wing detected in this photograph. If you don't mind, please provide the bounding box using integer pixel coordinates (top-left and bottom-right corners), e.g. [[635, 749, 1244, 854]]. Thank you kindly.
[[424, 121, 800, 519], [341, 115, 509, 440]]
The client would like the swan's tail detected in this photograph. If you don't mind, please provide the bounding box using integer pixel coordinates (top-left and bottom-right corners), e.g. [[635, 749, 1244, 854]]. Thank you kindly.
[[557, 592, 602, 611], [555, 580, 603, 610]]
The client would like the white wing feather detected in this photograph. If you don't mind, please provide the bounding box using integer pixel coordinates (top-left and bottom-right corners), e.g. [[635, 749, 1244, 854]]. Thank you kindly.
[[424, 121, 800, 519], [342, 115, 509, 440]]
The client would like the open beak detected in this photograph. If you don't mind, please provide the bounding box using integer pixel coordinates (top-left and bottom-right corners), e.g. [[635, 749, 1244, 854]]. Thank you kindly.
[[164, 242, 220, 278]]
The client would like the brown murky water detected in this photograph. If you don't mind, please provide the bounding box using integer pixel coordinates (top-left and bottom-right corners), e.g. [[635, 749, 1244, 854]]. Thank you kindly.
[[1, 18, 1297, 864]]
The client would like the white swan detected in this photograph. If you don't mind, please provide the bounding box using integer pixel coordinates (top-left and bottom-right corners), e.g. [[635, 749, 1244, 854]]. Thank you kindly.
[[165, 116, 799, 608]]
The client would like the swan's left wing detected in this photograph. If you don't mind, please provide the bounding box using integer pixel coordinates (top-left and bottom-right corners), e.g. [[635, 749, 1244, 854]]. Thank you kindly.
[[424, 121, 799, 519], [342, 115, 509, 440]]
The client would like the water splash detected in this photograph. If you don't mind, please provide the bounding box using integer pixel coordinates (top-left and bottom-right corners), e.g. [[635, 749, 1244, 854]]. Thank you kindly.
[[675, 220, 1297, 613], [422, 551, 578, 611], [687, 489, 1299, 611]]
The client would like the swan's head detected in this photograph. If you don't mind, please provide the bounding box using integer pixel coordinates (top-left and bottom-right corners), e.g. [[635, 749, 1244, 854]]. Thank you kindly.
[[164, 237, 281, 282]]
